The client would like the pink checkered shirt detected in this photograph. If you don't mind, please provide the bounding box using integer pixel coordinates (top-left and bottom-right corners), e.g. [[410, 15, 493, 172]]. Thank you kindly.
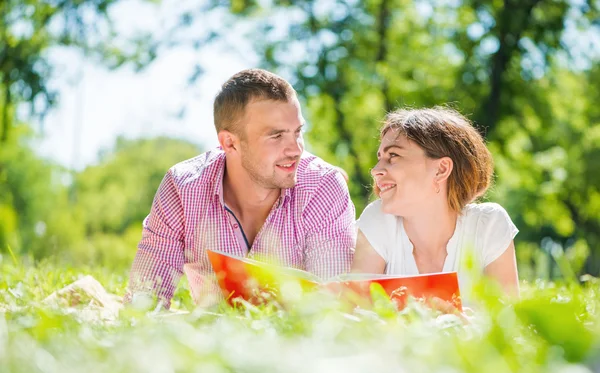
[[125, 148, 356, 308]]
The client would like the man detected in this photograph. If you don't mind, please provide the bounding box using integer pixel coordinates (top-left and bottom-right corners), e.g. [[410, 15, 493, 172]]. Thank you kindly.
[[125, 68, 355, 309]]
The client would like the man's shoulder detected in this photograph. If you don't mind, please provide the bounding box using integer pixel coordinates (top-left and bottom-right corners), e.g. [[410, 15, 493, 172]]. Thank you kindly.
[[296, 152, 341, 187], [168, 148, 225, 189]]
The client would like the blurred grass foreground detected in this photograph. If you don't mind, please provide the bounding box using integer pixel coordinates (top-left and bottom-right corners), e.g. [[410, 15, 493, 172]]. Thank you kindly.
[[2, 0, 600, 371], [1, 258, 600, 373]]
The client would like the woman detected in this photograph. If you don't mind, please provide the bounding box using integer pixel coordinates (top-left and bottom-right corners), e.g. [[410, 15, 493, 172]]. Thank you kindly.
[[352, 107, 519, 298]]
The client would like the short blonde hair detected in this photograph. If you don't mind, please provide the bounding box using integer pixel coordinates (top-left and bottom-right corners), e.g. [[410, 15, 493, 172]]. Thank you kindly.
[[213, 69, 297, 139]]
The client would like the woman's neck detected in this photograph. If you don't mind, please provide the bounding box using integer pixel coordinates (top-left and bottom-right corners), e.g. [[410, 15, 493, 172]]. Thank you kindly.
[[402, 203, 458, 258]]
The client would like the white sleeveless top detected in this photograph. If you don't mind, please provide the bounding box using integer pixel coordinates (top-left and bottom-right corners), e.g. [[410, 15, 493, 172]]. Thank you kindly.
[[356, 200, 518, 301]]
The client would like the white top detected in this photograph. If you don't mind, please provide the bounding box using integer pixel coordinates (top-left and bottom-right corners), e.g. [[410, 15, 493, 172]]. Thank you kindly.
[[356, 200, 518, 301]]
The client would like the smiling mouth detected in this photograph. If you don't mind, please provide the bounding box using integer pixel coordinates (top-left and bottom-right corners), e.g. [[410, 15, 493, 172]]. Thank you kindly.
[[276, 161, 297, 172], [379, 184, 396, 195]]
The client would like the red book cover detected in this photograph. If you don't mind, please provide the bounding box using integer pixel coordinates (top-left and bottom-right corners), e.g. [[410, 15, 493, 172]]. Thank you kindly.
[[206, 249, 462, 311]]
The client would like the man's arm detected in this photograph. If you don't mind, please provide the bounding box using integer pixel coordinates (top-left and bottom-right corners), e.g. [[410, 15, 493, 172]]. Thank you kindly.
[[124, 170, 185, 309], [303, 170, 356, 279]]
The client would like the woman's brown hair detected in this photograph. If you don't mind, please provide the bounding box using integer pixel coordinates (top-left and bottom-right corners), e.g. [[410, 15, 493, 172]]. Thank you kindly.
[[374, 107, 494, 213]]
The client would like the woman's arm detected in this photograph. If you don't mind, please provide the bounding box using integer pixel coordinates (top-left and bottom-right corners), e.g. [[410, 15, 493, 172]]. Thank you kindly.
[[350, 229, 387, 274], [484, 240, 520, 297]]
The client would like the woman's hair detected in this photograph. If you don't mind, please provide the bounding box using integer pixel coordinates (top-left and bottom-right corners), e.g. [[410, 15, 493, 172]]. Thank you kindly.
[[374, 107, 494, 213]]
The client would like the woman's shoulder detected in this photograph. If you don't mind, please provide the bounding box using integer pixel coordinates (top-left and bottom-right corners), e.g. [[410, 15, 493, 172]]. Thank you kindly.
[[461, 202, 518, 267], [462, 202, 511, 223], [359, 199, 384, 218], [358, 199, 398, 224], [356, 199, 400, 263], [357, 199, 398, 235]]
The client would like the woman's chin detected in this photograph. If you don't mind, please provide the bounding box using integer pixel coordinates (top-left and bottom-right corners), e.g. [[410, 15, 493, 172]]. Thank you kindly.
[[380, 199, 401, 216]]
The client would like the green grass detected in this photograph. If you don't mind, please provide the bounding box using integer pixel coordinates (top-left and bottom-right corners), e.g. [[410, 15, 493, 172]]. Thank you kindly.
[[1, 258, 600, 373]]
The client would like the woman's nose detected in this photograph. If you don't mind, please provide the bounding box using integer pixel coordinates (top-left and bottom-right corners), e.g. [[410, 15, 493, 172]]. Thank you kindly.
[[371, 160, 386, 177]]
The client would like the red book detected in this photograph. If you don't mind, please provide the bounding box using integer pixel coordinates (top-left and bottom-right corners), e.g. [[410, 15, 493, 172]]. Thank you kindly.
[[206, 249, 462, 311]]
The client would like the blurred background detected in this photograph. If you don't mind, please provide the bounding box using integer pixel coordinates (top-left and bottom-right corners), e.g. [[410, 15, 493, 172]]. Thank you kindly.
[[0, 0, 599, 281]]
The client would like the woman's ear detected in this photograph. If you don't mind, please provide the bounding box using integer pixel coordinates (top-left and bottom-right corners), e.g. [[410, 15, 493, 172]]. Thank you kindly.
[[218, 131, 238, 153], [435, 157, 453, 183]]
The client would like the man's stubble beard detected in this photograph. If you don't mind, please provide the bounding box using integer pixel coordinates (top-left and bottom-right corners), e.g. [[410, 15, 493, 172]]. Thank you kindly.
[[240, 143, 297, 190]]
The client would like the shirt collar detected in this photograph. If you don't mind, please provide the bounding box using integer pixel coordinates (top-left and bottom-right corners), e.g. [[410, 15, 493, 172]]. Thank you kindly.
[[212, 151, 226, 206], [278, 188, 292, 209]]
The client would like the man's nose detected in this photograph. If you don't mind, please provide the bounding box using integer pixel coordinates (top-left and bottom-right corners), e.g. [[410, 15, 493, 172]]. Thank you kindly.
[[285, 134, 303, 157]]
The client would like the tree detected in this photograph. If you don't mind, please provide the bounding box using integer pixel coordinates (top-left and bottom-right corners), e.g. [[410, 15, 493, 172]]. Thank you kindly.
[[69, 136, 203, 267], [0, 124, 70, 257], [0, 0, 157, 143], [0, 129, 203, 268], [178, 0, 600, 276], [0, 0, 159, 262]]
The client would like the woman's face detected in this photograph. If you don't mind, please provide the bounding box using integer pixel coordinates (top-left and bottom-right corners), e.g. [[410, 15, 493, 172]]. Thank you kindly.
[[371, 130, 440, 216]]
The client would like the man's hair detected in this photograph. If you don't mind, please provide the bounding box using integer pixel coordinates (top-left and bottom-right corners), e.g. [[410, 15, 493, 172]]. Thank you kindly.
[[213, 68, 297, 138], [374, 107, 494, 213]]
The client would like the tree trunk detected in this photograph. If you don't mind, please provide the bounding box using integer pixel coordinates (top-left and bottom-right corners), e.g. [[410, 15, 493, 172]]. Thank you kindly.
[[477, 0, 540, 136], [376, 0, 392, 113], [1, 81, 10, 143]]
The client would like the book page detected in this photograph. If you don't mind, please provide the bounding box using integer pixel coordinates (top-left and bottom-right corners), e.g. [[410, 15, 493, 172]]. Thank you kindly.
[[330, 272, 452, 282], [206, 249, 321, 283]]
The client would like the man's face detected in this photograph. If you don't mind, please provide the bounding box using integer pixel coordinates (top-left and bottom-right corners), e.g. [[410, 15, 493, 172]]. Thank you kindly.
[[238, 98, 305, 189]]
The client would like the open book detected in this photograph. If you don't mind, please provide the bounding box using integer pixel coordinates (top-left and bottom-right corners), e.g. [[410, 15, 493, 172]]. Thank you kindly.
[[206, 249, 462, 311]]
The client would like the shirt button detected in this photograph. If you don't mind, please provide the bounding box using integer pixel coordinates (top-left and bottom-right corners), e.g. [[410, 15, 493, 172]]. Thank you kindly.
[[233, 224, 239, 229]]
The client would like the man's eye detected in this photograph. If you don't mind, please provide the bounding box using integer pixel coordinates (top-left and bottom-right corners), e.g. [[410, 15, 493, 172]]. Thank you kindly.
[[272, 134, 282, 139], [389, 153, 399, 158]]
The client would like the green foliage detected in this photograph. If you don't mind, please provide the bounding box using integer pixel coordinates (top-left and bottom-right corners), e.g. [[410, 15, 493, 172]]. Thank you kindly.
[[1, 2, 598, 368], [0, 132, 202, 268], [0, 0, 157, 264], [0, 0, 157, 143], [75, 136, 201, 233], [69, 136, 203, 268], [1, 0, 599, 282], [1, 261, 600, 372], [194, 0, 600, 277], [0, 125, 71, 256]]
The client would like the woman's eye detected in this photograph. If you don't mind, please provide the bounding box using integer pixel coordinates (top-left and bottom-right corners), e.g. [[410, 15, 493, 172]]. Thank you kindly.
[[272, 134, 282, 139], [389, 153, 399, 158]]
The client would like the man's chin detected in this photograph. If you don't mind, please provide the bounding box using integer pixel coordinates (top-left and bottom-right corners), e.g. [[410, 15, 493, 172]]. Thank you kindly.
[[275, 175, 297, 189], [278, 179, 297, 189]]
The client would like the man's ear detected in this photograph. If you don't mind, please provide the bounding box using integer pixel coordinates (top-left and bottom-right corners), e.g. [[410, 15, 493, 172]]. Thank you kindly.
[[218, 131, 238, 153], [435, 157, 453, 183]]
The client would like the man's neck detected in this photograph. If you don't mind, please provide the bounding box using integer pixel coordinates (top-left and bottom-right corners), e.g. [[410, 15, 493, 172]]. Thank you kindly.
[[402, 202, 458, 257], [221, 160, 280, 224]]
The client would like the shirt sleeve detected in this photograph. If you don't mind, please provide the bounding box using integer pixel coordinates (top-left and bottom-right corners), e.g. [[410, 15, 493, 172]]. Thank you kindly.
[[477, 203, 519, 267], [124, 169, 185, 309], [302, 170, 356, 279]]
